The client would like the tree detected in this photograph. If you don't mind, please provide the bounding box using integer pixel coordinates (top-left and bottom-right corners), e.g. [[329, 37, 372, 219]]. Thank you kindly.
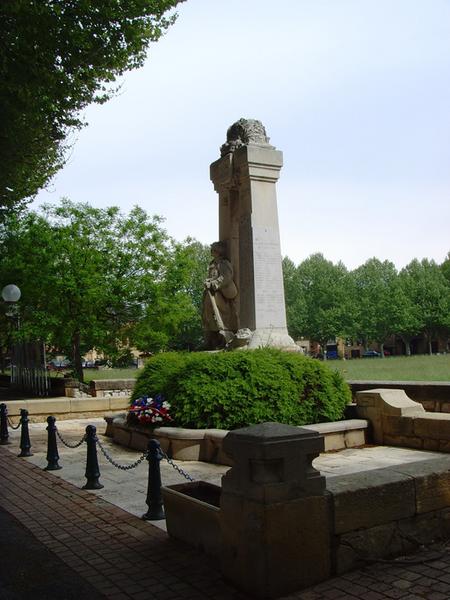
[[0, 0, 182, 213], [282, 256, 307, 340], [441, 252, 450, 284], [399, 259, 450, 355], [0, 200, 170, 380], [133, 239, 211, 352], [292, 254, 352, 358], [351, 259, 405, 356]]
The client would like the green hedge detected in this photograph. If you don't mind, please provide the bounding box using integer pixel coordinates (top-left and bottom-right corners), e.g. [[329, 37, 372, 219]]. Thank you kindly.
[[131, 349, 351, 429]]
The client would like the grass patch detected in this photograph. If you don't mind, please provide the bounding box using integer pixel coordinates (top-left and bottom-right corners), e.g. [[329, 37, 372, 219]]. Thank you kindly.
[[330, 354, 450, 382], [82, 368, 140, 383]]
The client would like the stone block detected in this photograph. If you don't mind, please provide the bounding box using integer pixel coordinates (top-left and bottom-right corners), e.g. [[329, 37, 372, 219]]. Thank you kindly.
[[162, 482, 221, 558], [383, 434, 423, 449], [25, 399, 70, 415], [302, 419, 368, 434], [398, 512, 443, 546], [414, 413, 450, 440], [109, 397, 130, 410], [203, 429, 233, 465], [323, 432, 345, 451], [344, 429, 366, 448], [423, 439, 440, 451], [382, 415, 415, 436], [356, 389, 425, 416], [222, 423, 325, 503], [390, 457, 450, 514], [70, 398, 109, 413], [90, 378, 136, 391], [327, 468, 415, 534], [441, 403, 450, 413], [170, 437, 204, 461], [113, 425, 131, 448], [221, 493, 331, 598], [335, 522, 401, 574], [130, 430, 150, 452], [439, 440, 450, 453]]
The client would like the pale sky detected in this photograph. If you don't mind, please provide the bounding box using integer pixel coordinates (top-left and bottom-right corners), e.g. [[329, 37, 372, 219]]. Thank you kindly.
[[34, 0, 450, 270]]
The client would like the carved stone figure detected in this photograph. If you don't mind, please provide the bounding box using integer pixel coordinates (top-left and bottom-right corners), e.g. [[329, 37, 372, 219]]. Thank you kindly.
[[202, 241, 238, 349], [220, 118, 272, 157]]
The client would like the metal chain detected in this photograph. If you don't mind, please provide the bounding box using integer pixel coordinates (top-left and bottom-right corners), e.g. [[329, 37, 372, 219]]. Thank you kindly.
[[7, 417, 21, 430], [55, 428, 86, 449], [158, 448, 195, 482], [96, 437, 148, 471]]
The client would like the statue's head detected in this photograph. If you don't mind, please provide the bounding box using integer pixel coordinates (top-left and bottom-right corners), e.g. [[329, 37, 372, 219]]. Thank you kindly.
[[210, 241, 228, 258]]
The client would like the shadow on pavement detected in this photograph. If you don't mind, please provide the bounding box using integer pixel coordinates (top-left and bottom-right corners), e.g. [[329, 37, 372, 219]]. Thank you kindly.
[[0, 507, 105, 600]]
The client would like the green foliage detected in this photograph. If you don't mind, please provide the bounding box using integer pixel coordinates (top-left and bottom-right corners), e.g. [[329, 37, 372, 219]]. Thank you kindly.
[[134, 239, 210, 352], [131, 349, 351, 429], [0, 0, 182, 212], [0, 200, 170, 380], [283, 253, 353, 351]]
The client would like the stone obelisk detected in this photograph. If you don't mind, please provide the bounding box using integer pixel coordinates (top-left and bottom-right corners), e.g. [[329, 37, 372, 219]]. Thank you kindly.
[[210, 119, 297, 350]]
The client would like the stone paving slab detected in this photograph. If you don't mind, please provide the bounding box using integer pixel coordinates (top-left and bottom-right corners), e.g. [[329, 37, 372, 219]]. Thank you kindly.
[[3, 419, 450, 599]]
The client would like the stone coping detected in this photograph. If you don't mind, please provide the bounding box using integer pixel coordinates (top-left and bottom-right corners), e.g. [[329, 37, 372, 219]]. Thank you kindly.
[[3, 397, 130, 421], [302, 419, 368, 434], [349, 379, 450, 386], [106, 416, 368, 463]]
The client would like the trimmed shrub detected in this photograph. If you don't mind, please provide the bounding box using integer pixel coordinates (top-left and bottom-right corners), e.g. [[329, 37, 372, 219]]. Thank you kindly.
[[131, 349, 351, 429]]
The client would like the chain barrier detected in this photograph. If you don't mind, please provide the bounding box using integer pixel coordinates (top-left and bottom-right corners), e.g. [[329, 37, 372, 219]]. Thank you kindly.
[[55, 428, 86, 449], [96, 437, 148, 471], [158, 448, 195, 482], [7, 417, 21, 430]]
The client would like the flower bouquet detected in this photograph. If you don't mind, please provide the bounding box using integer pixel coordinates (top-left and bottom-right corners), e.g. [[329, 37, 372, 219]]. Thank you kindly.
[[127, 394, 173, 427]]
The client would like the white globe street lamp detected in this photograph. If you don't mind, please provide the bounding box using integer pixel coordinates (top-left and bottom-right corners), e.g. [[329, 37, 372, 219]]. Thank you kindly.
[[1, 284, 21, 303]]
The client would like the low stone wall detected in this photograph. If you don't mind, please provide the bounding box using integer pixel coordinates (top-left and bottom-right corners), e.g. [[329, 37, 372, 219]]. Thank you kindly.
[[105, 415, 368, 463], [349, 380, 450, 412], [356, 388, 450, 452], [4, 397, 130, 423], [89, 379, 135, 398], [328, 457, 450, 573], [161, 421, 450, 597]]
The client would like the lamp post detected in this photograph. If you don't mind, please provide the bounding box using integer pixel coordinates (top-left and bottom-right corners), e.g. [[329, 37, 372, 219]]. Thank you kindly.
[[1, 285, 21, 384], [2, 284, 21, 323]]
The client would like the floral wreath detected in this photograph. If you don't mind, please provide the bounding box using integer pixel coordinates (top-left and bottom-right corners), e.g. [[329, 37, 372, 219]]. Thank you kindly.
[[128, 394, 173, 426]]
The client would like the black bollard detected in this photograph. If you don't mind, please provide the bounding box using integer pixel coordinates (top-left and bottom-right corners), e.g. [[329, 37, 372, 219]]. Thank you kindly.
[[142, 438, 165, 521], [45, 416, 61, 471], [0, 403, 9, 445], [82, 425, 103, 490], [18, 408, 33, 457]]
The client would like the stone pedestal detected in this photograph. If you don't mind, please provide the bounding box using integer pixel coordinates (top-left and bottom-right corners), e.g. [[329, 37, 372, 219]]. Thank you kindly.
[[210, 119, 297, 350], [220, 422, 331, 598]]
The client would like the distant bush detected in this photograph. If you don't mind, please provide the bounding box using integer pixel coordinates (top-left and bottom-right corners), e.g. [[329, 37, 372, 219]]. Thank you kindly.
[[131, 349, 351, 429]]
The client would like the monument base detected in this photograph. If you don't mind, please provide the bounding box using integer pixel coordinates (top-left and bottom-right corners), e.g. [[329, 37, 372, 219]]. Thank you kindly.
[[247, 328, 299, 351]]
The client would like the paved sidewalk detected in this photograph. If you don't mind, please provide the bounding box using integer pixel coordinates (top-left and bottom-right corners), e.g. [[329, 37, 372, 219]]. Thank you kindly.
[[3, 423, 450, 599]]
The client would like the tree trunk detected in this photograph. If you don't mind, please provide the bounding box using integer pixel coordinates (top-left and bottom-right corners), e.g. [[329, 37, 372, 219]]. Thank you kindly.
[[72, 331, 84, 382], [379, 342, 385, 358], [403, 339, 411, 356], [428, 339, 433, 355]]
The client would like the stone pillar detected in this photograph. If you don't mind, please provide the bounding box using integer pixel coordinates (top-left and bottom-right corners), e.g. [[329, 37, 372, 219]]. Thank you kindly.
[[210, 119, 297, 350], [220, 422, 331, 598]]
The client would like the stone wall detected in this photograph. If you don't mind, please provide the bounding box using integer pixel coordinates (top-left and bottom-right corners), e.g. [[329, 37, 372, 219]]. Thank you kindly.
[[4, 397, 130, 423], [349, 380, 450, 412], [328, 457, 450, 573], [355, 388, 450, 452], [89, 379, 135, 398]]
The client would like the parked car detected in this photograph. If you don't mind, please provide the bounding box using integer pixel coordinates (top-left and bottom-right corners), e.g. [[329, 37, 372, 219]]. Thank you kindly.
[[81, 360, 96, 368], [362, 350, 381, 358], [47, 359, 71, 371]]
